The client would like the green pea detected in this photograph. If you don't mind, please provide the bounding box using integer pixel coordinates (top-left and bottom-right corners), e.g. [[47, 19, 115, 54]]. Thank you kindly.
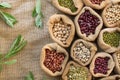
[[103, 32, 120, 47], [58, 0, 77, 12]]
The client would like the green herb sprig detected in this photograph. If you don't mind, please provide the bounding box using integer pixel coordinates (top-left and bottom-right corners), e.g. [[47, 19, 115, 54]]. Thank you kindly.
[[0, 2, 17, 27], [24, 72, 48, 80], [0, 2, 11, 8], [0, 35, 27, 71], [24, 71, 34, 80], [32, 0, 44, 28]]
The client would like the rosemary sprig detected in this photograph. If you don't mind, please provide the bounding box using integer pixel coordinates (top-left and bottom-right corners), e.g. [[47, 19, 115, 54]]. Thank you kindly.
[[32, 0, 44, 28], [0, 35, 27, 71], [0, 2, 11, 8], [0, 10, 17, 27], [4, 35, 27, 59], [0, 2, 17, 27]]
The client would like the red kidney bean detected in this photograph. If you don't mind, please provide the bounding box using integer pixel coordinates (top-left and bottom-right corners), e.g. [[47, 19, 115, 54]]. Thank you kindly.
[[94, 57, 110, 74], [90, 0, 105, 5], [44, 49, 65, 73], [78, 9, 100, 37]]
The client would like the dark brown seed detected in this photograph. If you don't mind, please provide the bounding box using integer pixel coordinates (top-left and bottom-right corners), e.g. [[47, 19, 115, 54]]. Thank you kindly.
[[78, 9, 100, 37]]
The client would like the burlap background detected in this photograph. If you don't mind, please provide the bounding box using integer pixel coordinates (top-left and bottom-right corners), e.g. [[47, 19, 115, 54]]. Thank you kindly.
[[0, 0, 62, 80]]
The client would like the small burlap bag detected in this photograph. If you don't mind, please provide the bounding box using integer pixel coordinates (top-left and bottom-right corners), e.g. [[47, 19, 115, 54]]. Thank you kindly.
[[52, 0, 83, 15], [100, 75, 120, 80], [90, 52, 115, 77], [113, 50, 120, 74], [74, 6, 103, 41], [62, 61, 92, 80], [48, 14, 75, 47], [98, 27, 120, 53], [71, 39, 97, 66], [40, 43, 69, 76], [102, 1, 120, 28], [82, 0, 110, 9]]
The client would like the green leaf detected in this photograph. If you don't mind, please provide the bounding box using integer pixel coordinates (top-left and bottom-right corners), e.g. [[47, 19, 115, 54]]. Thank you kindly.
[[40, 12, 44, 18], [36, 0, 41, 14], [24, 71, 34, 80], [35, 0, 43, 18], [6, 40, 27, 58], [4, 35, 27, 59], [32, 7, 37, 17], [35, 15, 43, 28], [0, 2, 11, 8], [4, 59, 17, 65], [0, 11, 17, 27], [9, 35, 22, 52], [33, 0, 44, 28]]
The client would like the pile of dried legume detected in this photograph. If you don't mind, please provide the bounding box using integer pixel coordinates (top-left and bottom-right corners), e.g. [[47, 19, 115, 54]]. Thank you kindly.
[[52, 19, 71, 45], [90, 0, 105, 5], [44, 49, 65, 73], [58, 0, 77, 12], [103, 31, 120, 47], [94, 57, 110, 74], [73, 42, 91, 63], [78, 9, 100, 36], [105, 4, 120, 25], [67, 65, 88, 80]]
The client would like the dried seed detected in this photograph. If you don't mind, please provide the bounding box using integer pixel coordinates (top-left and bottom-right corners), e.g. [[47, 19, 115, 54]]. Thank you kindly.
[[67, 65, 88, 80], [58, 0, 78, 12], [105, 4, 120, 24], [78, 9, 100, 37], [103, 31, 120, 47], [73, 42, 91, 63], [52, 19, 71, 45], [44, 49, 65, 73]]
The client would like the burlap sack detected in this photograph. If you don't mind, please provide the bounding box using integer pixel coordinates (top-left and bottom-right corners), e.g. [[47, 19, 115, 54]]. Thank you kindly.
[[62, 61, 92, 80], [102, 1, 120, 28], [90, 52, 115, 77], [100, 75, 120, 80], [74, 6, 103, 41], [47, 14, 75, 47], [0, 0, 63, 80], [52, 0, 83, 15], [82, 0, 110, 9], [40, 43, 68, 76], [113, 50, 120, 74], [71, 39, 97, 66], [98, 27, 120, 53]]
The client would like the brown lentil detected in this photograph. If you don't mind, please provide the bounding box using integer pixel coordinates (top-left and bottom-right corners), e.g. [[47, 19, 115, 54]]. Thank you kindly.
[[67, 65, 88, 80], [73, 42, 91, 63], [44, 49, 65, 73], [103, 32, 120, 47], [53, 19, 71, 45], [58, 0, 77, 12], [105, 4, 120, 24]]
